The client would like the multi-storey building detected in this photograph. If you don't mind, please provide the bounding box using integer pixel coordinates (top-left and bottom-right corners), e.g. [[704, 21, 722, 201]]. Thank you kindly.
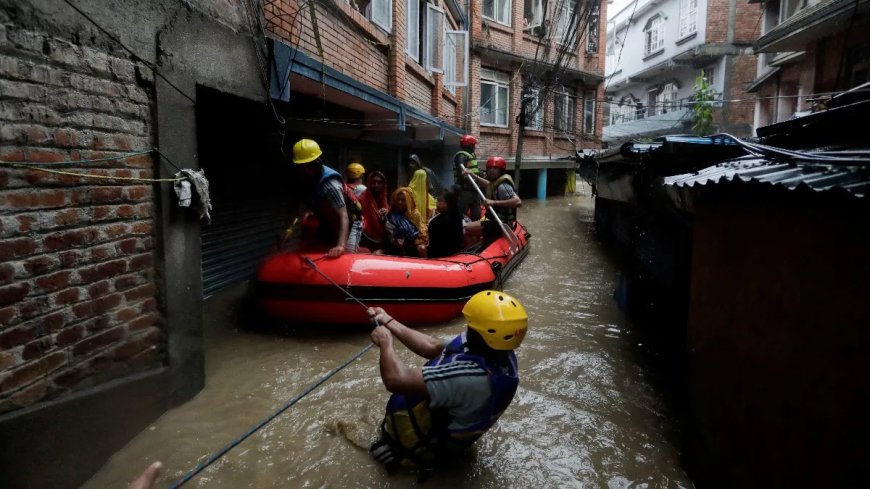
[[467, 0, 607, 190], [603, 0, 759, 142], [748, 0, 870, 129], [267, 0, 607, 194]]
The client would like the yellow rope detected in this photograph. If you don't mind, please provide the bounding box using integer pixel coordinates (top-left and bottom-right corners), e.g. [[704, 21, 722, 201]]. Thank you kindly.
[[5, 163, 185, 183]]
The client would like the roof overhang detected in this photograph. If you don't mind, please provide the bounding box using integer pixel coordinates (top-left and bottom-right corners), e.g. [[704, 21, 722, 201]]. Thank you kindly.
[[672, 43, 751, 67], [755, 0, 870, 53], [472, 44, 605, 86], [746, 66, 781, 93], [269, 38, 463, 145]]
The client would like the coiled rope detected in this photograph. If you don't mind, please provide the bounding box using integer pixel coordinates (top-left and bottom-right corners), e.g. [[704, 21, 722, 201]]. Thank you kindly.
[[170, 256, 378, 488]]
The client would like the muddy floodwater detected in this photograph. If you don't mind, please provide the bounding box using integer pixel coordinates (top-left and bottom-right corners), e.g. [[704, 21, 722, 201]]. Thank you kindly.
[[84, 193, 693, 488]]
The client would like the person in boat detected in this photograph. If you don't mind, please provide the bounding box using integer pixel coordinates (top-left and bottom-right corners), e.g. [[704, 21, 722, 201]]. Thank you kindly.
[[291, 138, 362, 258], [453, 134, 482, 221], [408, 154, 437, 221], [385, 187, 428, 258], [426, 185, 465, 259], [367, 290, 528, 472], [346, 162, 367, 198], [359, 170, 390, 253], [462, 156, 521, 242]]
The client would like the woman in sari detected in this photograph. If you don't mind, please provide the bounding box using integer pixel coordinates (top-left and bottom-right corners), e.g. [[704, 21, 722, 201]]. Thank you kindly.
[[359, 171, 389, 253], [408, 155, 436, 221], [385, 187, 428, 258]]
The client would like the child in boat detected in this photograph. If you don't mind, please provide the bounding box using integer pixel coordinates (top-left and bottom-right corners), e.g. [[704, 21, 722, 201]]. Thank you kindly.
[[385, 187, 428, 258], [427, 186, 465, 259]]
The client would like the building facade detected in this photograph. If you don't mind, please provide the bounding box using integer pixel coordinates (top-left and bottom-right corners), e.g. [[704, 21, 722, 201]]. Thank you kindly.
[[603, 0, 760, 142], [748, 0, 870, 129], [468, 0, 607, 192]]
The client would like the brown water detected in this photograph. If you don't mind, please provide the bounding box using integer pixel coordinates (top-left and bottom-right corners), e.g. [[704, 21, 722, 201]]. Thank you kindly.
[[84, 193, 693, 488]]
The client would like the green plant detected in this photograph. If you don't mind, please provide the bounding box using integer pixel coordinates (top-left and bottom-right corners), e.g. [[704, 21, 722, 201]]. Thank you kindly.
[[692, 74, 715, 136]]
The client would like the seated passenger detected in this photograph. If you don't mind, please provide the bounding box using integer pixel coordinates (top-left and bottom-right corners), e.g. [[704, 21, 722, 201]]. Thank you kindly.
[[427, 186, 465, 259], [359, 171, 390, 253], [385, 187, 428, 258]]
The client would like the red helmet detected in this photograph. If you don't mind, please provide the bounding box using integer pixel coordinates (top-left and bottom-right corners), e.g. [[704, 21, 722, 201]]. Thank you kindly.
[[486, 156, 507, 169], [460, 134, 478, 147]]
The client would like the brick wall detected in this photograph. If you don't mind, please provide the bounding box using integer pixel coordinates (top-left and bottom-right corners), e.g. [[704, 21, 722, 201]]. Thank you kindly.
[[406, 66, 434, 112], [724, 54, 757, 128], [0, 23, 162, 414], [267, 0, 390, 93], [705, 0, 729, 44]]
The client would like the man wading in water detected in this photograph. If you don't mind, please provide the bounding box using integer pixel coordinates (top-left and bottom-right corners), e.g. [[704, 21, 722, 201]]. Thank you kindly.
[[367, 290, 528, 472]]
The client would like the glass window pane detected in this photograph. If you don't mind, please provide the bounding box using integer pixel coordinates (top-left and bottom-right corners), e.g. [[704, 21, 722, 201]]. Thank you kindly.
[[481, 83, 495, 124], [497, 86, 509, 126]]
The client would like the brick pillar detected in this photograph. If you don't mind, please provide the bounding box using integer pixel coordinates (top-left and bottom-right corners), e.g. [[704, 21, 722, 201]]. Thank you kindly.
[[509, 66, 521, 156], [389, 0, 407, 99], [468, 0, 483, 136]]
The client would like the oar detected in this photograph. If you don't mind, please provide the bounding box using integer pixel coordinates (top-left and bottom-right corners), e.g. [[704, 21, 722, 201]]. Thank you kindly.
[[457, 163, 519, 254]]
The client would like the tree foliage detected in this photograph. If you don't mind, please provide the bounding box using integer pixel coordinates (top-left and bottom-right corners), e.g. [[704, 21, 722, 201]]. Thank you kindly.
[[692, 74, 715, 136]]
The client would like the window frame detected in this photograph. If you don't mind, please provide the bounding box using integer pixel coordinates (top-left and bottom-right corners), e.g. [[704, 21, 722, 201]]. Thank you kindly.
[[643, 15, 664, 57], [425, 3, 445, 74], [480, 68, 511, 128], [370, 0, 393, 33], [583, 90, 596, 135], [444, 29, 469, 90], [679, 0, 698, 39], [483, 0, 512, 26], [586, 4, 600, 53], [405, 0, 421, 61], [554, 89, 576, 133], [524, 87, 544, 130], [554, 0, 575, 45]]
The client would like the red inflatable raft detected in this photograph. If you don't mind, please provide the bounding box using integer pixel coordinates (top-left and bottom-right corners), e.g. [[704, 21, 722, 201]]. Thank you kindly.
[[255, 221, 531, 326]]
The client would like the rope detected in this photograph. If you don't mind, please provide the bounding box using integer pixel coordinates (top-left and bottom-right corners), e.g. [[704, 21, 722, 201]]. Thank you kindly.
[[170, 255, 379, 488], [0, 149, 153, 166], [0, 163, 185, 183]]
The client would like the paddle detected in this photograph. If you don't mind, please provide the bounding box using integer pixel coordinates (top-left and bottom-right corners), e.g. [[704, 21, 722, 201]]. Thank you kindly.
[[456, 162, 520, 254]]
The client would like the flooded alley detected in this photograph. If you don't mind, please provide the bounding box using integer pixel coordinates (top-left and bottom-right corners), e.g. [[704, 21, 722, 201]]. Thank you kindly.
[[84, 195, 693, 488]]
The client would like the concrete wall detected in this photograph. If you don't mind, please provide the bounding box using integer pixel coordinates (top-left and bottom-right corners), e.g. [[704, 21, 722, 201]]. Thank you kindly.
[[684, 189, 870, 489], [0, 1, 265, 487]]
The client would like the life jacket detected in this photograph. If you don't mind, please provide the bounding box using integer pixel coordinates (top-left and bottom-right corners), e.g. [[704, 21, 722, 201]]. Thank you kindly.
[[380, 333, 519, 464], [453, 150, 480, 186], [310, 166, 363, 241], [485, 173, 517, 223]]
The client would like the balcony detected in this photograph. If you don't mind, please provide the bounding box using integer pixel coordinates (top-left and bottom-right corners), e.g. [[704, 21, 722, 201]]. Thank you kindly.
[[755, 0, 870, 53]]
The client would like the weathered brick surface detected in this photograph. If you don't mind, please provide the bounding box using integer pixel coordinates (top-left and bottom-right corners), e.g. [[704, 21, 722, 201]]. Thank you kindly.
[[0, 22, 163, 414]]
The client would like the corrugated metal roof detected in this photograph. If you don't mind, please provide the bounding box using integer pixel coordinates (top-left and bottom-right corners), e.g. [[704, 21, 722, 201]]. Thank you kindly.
[[664, 158, 870, 198]]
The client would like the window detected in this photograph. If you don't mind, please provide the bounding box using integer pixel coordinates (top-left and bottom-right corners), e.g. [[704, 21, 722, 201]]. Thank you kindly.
[[583, 90, 596, 135], [524, 88, 544, 130], [524, 0, 544, 33], [444, 30, 469, 92], [586, 4, 600, 53], [554, 89, 576, 132], [480, 68, 510, 127], [348, 0, 392, 32], [779, 0, 804, 23], [554, 0, 575, 45], [701, 66, 714, 86], [425, 3, 444, 73], [371, 0, 392, 32], [656, 82, 679, 113], [406, 0, 420, 60], [610, 96, 638, 125], [643, 15, 664, 56], [483, 0, 511, 26], [679, 0, 697, 38]]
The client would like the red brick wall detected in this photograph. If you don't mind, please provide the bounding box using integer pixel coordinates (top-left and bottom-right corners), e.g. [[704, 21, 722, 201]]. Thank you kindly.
[[705, 0, 729, 44], [724, 54, 757, 128], [406, 66, 434, 112], [441, 94, 457, 119], [266, 0, 390, 93], [733, 1, 762, 44], [0, 24, 162, 414]]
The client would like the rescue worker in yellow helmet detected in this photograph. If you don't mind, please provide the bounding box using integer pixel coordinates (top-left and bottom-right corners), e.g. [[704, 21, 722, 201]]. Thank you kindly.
[[291, 139, 362, 258], [346, 162, 367, 198], [367, 290, 527, 471]]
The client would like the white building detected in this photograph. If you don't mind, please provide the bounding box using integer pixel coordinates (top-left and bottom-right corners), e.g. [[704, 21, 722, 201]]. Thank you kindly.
[[603, 0, 760, 142]]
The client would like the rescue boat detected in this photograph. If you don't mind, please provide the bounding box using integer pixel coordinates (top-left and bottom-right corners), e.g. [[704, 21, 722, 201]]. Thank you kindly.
[[255, 221, 531, 326]]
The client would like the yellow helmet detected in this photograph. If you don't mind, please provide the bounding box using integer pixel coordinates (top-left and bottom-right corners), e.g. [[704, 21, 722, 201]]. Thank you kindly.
[[292, 139, 323, 164], [346, 162, 365, 179], [462, 290, 528, 350]]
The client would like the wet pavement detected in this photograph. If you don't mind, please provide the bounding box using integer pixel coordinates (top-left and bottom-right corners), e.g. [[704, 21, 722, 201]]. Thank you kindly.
[[84, 192, 693, 488]]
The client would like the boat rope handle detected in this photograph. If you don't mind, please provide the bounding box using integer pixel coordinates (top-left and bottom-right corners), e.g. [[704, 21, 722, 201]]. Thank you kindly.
[[169, 256, 379, 488]]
